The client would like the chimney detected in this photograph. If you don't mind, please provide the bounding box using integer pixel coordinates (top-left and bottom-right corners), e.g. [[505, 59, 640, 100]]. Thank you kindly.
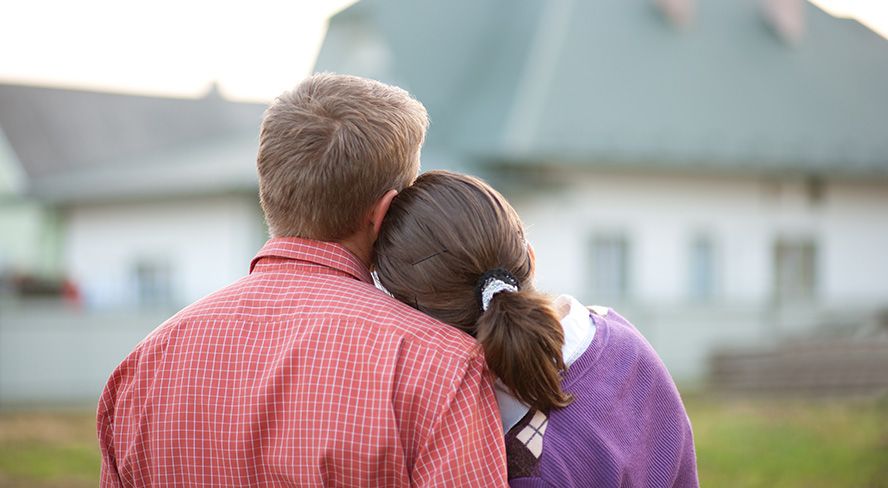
[[655, 0, 695, 28], [762, 0, 805, 44]]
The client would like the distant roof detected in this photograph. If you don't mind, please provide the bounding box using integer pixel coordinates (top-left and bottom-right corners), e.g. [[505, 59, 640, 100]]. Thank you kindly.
[[315, 0, 888, 178], [0, 83, 266, 201]]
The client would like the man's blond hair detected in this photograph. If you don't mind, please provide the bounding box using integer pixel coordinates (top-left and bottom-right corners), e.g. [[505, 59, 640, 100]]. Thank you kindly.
[[257, 73, 429, 240]]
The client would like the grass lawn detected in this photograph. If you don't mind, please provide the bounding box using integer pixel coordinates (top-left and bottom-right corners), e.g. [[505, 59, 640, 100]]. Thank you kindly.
[[0, 396, 885, 487], [686, 395, 888, 487], [0, 410, 98, 488]]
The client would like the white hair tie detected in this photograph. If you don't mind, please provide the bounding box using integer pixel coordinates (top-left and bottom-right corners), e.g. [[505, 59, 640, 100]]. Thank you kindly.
[[476, 268, 520, 311]]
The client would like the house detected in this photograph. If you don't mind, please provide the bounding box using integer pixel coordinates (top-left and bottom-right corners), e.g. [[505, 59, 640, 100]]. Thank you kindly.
[[0, 127, 56, 279], [314, 0, 888, 382], [0, 83, 267, 309], [0, 84, 271, 405]]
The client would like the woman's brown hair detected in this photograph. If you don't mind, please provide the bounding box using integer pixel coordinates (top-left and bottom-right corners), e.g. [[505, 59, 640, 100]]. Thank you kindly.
[[374, 170, 572, 412]]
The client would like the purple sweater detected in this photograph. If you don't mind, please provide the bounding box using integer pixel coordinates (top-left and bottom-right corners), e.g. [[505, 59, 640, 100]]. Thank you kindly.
[[508, 309, 699, 487]]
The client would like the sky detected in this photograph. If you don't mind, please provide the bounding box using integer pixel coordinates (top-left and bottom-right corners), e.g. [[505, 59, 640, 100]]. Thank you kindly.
[[0, 0, 886, 102], [0, 0, 356, 101], [812, 0, 888, 38]]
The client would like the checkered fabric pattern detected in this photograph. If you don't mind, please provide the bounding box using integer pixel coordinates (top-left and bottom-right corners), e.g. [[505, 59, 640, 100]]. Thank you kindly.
[[97, 237, 508, 487]]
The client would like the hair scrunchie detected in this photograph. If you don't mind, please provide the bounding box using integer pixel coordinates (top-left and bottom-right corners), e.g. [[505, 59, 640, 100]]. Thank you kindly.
[[475, 268, 520, 311]]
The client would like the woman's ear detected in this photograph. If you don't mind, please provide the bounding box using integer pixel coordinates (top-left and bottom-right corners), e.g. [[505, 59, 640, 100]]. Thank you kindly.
[[370, 189, 399, 240]]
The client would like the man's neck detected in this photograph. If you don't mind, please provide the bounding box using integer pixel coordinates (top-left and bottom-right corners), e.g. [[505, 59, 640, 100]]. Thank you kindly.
[[337, 234, 373, 270]]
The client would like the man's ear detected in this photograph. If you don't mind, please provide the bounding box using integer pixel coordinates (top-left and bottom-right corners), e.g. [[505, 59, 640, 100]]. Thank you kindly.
[[369, 189, 399, 239]]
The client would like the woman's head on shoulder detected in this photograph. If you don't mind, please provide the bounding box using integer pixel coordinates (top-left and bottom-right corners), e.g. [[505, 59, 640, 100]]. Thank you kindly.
[[375, 171, 530, 324], [374, 170, 572, 411]]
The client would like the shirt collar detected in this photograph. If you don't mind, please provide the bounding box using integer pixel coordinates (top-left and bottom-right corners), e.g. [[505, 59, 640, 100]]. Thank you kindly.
[[250, 237, 373, 284], [554, 294, 597, 366]]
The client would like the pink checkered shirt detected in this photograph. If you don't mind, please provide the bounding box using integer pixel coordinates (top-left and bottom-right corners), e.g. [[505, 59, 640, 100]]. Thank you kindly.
[[97, 237, 507, 487]]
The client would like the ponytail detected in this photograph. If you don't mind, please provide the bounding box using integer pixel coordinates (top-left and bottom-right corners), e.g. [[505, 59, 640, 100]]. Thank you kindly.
[[372, 171, 572, 411], [475, 289, 573, 412]]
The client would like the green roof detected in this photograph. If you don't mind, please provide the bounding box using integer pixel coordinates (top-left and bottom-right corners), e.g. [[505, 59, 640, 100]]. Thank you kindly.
[[316, 0, 888, 178], [0, 83, 265, 202]]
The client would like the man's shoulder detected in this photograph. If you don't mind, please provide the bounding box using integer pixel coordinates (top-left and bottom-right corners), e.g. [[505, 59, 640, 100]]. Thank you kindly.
[[136, 274, 480, 363], [130, 276, 255, 349], [348, 280, 481, 360]]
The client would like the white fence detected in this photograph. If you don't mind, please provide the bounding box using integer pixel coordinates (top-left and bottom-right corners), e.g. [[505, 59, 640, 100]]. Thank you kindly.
[[0, 298, 876, 407], [0, 300, 171, 408]]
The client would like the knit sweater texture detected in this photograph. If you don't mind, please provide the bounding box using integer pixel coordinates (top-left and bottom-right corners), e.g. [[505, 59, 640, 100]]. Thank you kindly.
[[509, 308, 699, 487]]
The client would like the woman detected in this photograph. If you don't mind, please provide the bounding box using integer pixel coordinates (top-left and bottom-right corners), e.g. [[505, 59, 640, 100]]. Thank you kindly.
[[374, 171, 698, 487]]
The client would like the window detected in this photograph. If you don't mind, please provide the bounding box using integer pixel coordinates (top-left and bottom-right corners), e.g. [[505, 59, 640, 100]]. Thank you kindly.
[[133, 259, 174, 307], [689, 235, 718, 302], [589, 235, 629, 301], [773, 239, 817, 303]]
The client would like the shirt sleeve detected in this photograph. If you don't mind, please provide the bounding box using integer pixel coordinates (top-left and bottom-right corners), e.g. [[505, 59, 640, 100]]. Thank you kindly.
[[97, 384, 123, 487], [99, 448, 123, 487], [97, 353, 134, 488], [411, 353, 508, 487]]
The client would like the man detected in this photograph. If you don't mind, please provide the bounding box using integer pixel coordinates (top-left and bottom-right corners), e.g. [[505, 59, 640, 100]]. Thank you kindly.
[[97, 74, 508, 487]]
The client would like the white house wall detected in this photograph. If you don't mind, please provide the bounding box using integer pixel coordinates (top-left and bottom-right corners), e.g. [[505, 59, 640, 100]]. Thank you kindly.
[[512, 170, 888, 382], [64, 194, 266, 309], [822, 181, 888, 305], [0, 201, 61, 276]]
